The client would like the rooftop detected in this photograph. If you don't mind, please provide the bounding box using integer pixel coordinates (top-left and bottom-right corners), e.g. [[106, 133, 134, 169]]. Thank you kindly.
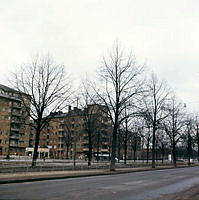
[[0, 84, 17, 93]]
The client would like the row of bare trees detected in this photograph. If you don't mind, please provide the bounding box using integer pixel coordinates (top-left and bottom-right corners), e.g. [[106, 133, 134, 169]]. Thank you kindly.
[[12, 44, 199, 170]]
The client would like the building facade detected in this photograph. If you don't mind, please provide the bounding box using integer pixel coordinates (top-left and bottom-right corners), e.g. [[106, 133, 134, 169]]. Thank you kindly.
[[0, 84, 30, 156], [38, 105, 112, 160]]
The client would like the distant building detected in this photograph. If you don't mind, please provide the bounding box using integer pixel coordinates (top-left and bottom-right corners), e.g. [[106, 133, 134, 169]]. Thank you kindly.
[[35, 105, 112, 159], [0, 84, 30, 156]]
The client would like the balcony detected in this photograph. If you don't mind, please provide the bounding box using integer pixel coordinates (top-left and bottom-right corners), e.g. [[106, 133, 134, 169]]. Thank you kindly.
[[60, 120, 65, 124], [12, 112, 22, 117], [10, 135, 19, 140], [11, 119, 21, 124], [12, 103, 22, 109], [9, 143, 19, 147], [10, 127, 20, 132], [100, 149, 109, 152], [56, 148, 64, 151]]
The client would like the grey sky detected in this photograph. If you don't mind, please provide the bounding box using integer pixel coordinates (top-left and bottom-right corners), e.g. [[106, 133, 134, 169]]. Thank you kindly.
[[0, 0, 199, 111]]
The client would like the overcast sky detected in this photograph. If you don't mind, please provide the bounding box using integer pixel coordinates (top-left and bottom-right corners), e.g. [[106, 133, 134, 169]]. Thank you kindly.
[[0, 0, 199, 111]]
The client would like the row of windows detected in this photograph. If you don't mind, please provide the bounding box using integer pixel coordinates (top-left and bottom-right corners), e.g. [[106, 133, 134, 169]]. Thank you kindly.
[[0, 100, 12, 105], [45, 126, 59, 131], [0, 115, 10, 120], [9, 148, 24, 153], [0, 139, 9, 144], [43, 130, 76, 137], [0, 147, 7, 152], [11, 124, 21, 129], [0, 131, 9, 135], [0, 90, 19, 98], [11, 116, 21, 121], [0, 108, 11, 112], [44, 138, 57, 143]]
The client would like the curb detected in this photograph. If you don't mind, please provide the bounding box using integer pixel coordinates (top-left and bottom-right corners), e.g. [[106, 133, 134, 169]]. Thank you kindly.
[[0, 165, 198, 185]]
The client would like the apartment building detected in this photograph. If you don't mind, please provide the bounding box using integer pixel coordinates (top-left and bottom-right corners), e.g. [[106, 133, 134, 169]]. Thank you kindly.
[[39, 105, 112, 160], [0, 84, 30, 156]]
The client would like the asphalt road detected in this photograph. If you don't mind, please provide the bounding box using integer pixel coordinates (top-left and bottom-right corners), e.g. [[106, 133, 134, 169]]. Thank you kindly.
[[0, 167, 199, 200]]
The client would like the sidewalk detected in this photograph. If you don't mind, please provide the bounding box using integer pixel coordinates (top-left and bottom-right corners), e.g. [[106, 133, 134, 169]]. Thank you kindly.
[[0, 166, 177, 184]]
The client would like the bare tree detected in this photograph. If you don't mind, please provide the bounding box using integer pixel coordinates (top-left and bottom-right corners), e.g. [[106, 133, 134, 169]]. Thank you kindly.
[[13, 55, 71, 166], [122, 106, 132, 164], [155, 130, 169, 163], [94, 43, 144, 171], [141, 73, 170, 168], [139, 116, 152, 163], [143, 127, 152, 163], [120, 102, 139, 164], [128, 120, 142, 161], [63, 113, 74, 159], [189, 114, 199, 162], [79, 83, 109, 166], [83, 104, 104, 166], [184, 116, 195, 166], [162, 96, 186, 167]]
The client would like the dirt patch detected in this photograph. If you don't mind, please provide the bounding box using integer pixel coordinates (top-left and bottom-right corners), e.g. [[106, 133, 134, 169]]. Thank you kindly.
[[153, 184, 199, 200]]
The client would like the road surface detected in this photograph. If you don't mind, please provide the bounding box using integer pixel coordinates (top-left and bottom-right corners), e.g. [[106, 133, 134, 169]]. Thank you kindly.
[[0, 167, 199, 200]]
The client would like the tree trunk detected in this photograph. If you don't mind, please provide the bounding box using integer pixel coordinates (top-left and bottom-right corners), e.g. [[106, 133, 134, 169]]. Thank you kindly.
[[117, 132, 121, 163], [146, 141, 149, 164], [70, 143, 73, 159], [88, 130, 92, 166], [73, 142, 76, 168], [32, 126, 41, 166], [172, 141, 177, 167], [161, 143, 164, 164], [124, 130, 127, 164], [133, 149, 136, 162], [110, 123, 118, 171], [124, 110, 128, 164], [66, 143, 69, 159], [96, 132, 100, 162], [152, 122, 156, 168], [187, 130, 192, 167]]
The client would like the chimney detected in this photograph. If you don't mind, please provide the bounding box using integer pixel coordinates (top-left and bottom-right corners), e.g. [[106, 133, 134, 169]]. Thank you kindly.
[[68, 105, 71, 112]]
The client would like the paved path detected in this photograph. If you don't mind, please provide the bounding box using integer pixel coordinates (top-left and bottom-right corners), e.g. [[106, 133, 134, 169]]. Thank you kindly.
[[0, 167, 199, 200]]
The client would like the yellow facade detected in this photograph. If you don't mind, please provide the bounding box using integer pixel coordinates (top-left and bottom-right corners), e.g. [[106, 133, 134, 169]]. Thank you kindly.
[[0, 84, 30, 156], [39, 105, 112, 159]]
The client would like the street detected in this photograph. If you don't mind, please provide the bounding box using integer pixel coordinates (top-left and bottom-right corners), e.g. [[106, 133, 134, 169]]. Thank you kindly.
[[0, 167, 199, 200]]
